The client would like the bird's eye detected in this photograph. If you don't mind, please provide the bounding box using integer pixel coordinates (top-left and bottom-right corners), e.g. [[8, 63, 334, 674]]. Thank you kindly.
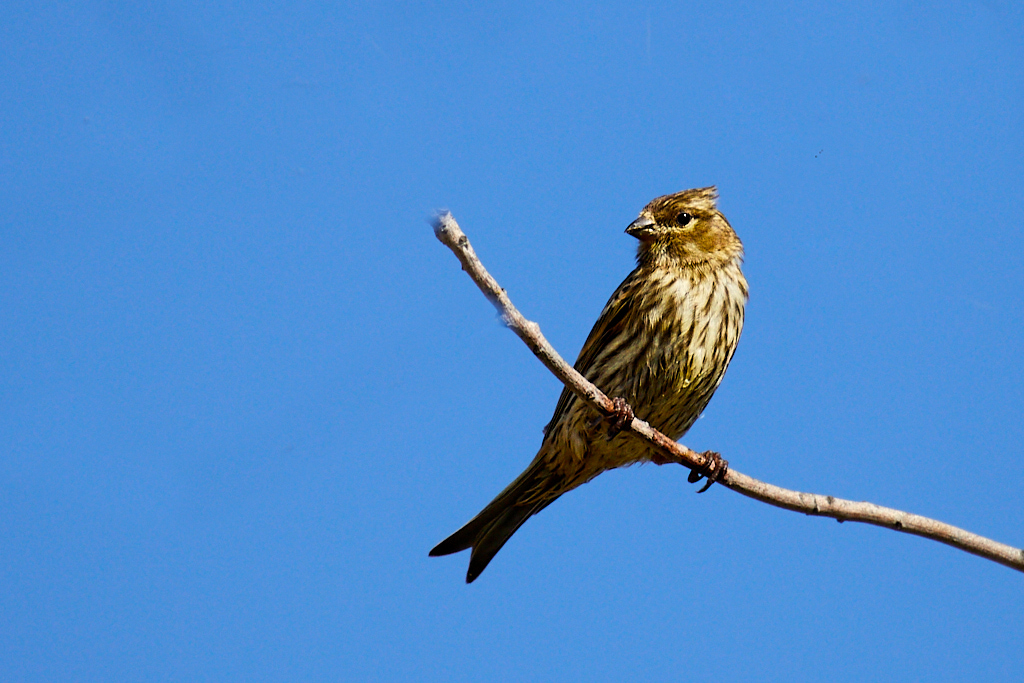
[[676, 212, 693, 226]]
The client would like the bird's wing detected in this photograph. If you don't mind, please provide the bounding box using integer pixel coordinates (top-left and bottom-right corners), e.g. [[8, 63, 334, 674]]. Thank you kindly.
[[543, 267, 645, 434]]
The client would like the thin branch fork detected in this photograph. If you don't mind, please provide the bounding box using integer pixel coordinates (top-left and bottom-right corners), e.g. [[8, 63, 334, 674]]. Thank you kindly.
[[432, 211, 1024, 574]]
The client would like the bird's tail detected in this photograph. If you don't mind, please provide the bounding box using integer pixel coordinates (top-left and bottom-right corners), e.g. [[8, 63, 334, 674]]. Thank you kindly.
[[429, 455, 567, 583]]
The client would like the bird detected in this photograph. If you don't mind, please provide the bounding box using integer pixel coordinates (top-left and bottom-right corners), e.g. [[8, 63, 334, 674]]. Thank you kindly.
[[430, 187, 748, 583]]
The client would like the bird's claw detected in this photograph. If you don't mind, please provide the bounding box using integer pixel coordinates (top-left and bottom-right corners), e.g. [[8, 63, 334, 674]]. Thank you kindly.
[[688, 450, 728, 493], [605, 397, 634, 439]]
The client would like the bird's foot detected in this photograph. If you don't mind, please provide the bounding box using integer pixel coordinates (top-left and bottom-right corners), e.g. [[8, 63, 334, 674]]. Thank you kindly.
[[605, 397, 634, 439], [687, 450, 729, 493]]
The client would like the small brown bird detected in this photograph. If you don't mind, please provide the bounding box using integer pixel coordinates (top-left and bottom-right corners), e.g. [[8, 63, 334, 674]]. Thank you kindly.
[[431, 187, 748, 582]]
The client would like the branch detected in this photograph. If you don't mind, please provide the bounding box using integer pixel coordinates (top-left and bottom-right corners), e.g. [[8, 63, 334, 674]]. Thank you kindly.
[[432, 211, 1024, 574]]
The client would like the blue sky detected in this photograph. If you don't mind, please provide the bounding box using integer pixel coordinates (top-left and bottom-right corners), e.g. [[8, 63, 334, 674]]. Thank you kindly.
[[2, 1, 1023, 680]]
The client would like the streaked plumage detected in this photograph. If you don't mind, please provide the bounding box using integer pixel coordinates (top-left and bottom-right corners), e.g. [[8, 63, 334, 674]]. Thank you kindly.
[[431, 187, 748, 582]]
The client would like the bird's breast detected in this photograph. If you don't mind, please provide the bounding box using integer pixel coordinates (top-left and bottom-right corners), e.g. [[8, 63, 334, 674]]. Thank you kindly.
[[625, 263, 747, 437]]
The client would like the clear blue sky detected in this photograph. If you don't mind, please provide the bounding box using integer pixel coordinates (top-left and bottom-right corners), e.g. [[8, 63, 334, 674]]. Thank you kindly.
[[2, 1, 1022, 680]]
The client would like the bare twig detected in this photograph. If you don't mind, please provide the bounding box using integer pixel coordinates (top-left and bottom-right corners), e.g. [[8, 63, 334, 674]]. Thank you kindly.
[[432, 211, 1024, 574]]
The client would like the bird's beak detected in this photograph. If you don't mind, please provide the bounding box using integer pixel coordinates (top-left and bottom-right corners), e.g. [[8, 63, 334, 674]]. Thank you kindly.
[[625, 215, 656, 239]]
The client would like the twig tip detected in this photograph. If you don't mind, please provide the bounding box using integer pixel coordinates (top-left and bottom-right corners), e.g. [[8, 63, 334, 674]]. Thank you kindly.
[[431, 210, 455, 238]]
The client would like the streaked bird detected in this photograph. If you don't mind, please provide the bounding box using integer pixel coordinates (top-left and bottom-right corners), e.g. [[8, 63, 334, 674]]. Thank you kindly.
[[431, 187, 748, 582]]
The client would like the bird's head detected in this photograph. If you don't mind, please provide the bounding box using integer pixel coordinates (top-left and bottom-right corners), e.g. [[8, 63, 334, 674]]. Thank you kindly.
[[626, 187, 743, 268]]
